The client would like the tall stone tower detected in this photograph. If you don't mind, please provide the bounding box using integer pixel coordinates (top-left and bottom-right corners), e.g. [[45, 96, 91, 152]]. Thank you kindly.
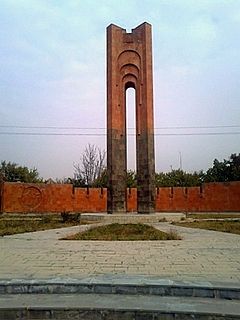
[[107, 22, 155, 214]]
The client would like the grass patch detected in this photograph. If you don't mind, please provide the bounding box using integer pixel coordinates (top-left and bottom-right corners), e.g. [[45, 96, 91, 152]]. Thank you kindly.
[[0, 215, 93, 236], [186, 213, 240, 219], [174, 221, 240, 235], [62, 223, 181, 241]]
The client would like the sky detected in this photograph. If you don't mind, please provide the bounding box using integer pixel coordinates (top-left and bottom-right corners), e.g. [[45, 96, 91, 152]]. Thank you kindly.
[[0, 0, 240, 180]]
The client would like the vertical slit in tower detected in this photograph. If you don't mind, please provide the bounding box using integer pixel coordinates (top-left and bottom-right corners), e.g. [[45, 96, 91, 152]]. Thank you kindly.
[[126, 87, 136, 173]]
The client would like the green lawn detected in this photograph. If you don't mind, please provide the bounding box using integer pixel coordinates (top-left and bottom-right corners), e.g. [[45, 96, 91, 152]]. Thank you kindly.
[[62, 223, 181, 241], [0, 213, 94, 236], [186, 213, 240, 219], [174, 220, 240, 235]]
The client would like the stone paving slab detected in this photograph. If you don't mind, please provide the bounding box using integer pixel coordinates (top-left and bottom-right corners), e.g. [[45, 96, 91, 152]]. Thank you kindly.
[[0, 222, 240, 283], [1, 276, 240, 299], [1, 293, 240, 317]]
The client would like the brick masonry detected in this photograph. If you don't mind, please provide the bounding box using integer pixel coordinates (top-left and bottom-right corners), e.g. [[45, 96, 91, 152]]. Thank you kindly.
[[0, 181, 239, 213]]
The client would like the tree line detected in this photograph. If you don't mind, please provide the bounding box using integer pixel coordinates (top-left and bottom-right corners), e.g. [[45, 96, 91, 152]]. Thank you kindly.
[[0, 144, 239, 187]]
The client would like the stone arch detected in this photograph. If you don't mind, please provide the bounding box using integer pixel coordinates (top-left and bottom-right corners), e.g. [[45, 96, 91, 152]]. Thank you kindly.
[[117, 50, 141, 70]]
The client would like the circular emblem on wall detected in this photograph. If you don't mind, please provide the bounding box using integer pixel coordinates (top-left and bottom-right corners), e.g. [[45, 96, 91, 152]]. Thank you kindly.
[[20, 186, 42, 211]]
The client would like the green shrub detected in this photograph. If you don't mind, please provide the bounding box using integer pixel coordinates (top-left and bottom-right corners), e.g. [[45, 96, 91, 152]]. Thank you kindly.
[[61, 212, 80, 223]]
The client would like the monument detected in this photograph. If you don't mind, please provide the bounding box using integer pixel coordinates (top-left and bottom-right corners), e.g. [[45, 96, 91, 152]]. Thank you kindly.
[[107, 22, 155, 214]]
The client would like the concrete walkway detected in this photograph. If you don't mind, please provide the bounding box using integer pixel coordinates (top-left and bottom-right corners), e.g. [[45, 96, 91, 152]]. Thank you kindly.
[[1, 222, 240, 284]]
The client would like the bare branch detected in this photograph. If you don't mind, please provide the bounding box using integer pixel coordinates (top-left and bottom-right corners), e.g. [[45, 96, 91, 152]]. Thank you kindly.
[[73, 144, 106, 186]]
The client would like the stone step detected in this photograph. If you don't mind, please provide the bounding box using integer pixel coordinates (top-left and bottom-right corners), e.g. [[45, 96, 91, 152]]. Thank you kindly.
[[1, 293, 240, 319], [81, 212, 185, 222], [1, 277, 239, 300]]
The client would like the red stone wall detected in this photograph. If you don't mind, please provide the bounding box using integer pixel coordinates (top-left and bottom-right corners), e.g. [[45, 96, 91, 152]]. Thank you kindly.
[[73, 188, 106, 212], [127, 188, 137, 212], [1, 183, 107, 213], [1, 181, 240, 213], [0, 182, 3, 213], [155, 182, 240, 212]]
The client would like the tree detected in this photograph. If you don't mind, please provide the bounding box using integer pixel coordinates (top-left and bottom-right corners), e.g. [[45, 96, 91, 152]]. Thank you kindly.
[[55, 177, 73, 184], [229, 153, 240, 180], [93, 168, 108, 188], [155, 169, 204, 187], [0, 161, 42, 183], [73, 144, 106, 187], [204, 153, 240, 182], [126, 170, 137, 188]]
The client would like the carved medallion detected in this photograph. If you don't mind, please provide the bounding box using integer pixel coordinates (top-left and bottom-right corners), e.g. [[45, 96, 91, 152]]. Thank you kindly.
[[20, 186, 42, 211]]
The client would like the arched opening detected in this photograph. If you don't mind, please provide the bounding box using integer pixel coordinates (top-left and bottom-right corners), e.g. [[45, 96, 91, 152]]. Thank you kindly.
[[126, 87, 136, 176]]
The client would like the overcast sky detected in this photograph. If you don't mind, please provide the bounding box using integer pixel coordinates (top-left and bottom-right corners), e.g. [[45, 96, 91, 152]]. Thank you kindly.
[[0, 0, 240, 179]]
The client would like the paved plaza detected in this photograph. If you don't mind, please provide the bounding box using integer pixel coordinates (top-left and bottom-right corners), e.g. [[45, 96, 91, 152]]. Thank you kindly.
[[1, 221, 240, 284]]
